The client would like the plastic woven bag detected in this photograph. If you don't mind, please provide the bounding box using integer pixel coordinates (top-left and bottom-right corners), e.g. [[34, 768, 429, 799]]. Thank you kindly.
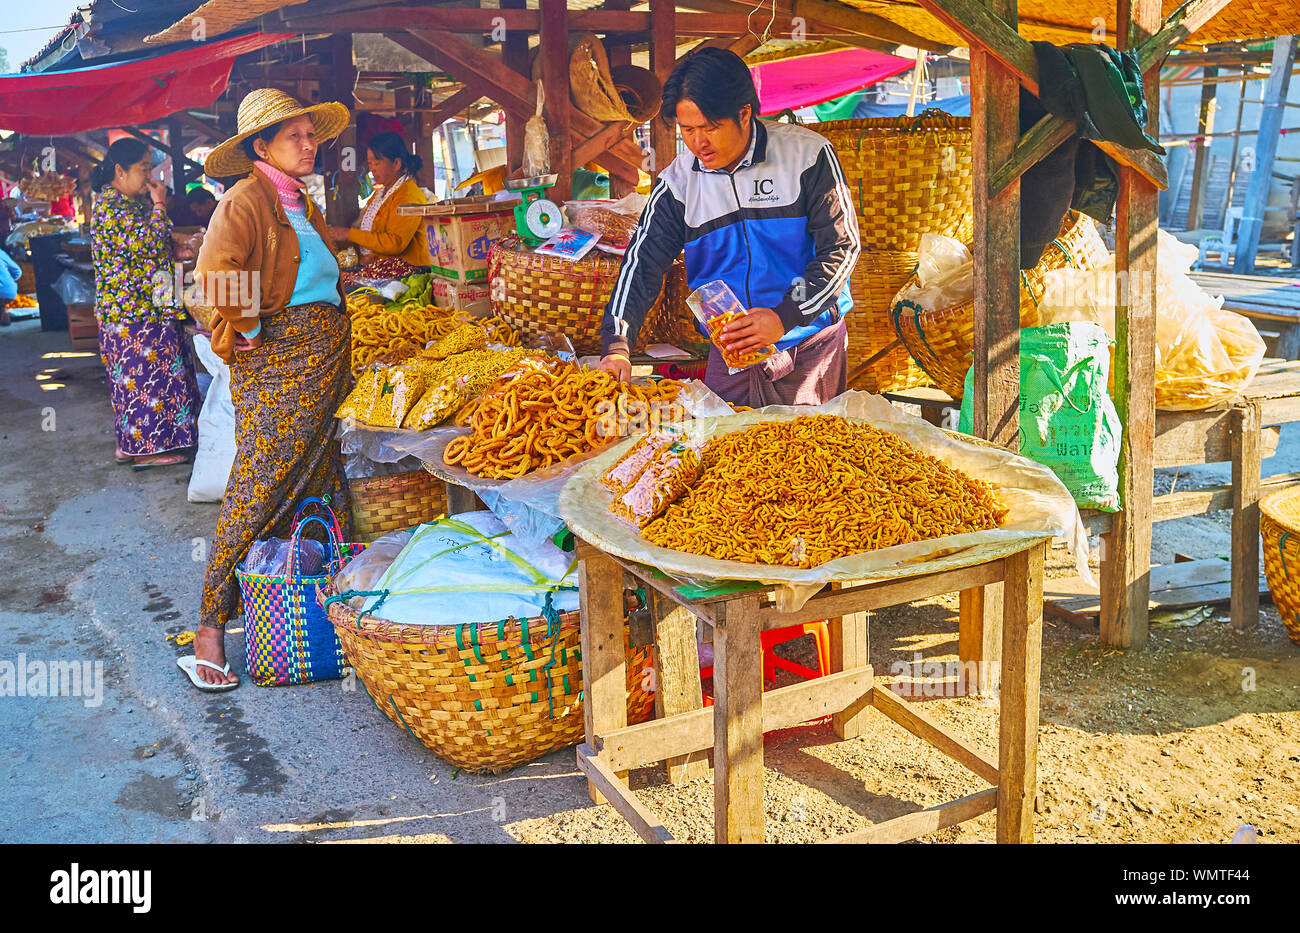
[[960, 322, 1121, 512]]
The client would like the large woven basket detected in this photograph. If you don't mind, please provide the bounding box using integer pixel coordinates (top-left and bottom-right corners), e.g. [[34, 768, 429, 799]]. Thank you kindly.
[[488, 234, 680, 355], [323, 586, 657, 771], [814, 111, 974, 252], [890, 211, 1111, 399], [1260, 485, 1300, 645], [347, 469, 447, 544], [845, 249, 928, 394]]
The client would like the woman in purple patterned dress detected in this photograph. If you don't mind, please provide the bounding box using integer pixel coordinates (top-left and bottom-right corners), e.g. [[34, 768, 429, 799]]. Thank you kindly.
[[90, 138, 200, 470]]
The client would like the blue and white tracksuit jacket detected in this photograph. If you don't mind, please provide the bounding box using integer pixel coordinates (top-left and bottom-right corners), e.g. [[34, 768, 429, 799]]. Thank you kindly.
[[601, 119, 860, 357]]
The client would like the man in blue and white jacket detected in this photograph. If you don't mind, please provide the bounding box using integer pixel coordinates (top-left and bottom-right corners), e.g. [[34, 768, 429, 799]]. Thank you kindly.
[[598, 47, 859, 408]]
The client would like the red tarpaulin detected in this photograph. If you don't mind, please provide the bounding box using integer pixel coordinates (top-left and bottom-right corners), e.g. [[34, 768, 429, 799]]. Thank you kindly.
[[751, 48, 915, 116], [0, 33, 294, 135]]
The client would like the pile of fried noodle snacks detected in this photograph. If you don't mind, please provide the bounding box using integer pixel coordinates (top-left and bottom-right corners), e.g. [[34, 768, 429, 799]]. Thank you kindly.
[[346, 293, 517, 372], [642, 415, 1008, 567], [444, 361, 682, 479]]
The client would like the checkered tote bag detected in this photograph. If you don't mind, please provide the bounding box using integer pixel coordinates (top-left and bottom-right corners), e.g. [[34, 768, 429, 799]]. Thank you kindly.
[[236, 499, 366, 687]]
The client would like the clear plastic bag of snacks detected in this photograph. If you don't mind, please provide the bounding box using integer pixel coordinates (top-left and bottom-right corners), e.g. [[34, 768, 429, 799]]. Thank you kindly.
[[609, 440, 703, 528], [600, 428, 674, 494], [686, 279, 776, 374]]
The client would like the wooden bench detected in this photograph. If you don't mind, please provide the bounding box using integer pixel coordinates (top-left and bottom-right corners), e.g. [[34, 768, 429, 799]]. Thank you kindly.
[[887, 358, 1300, 637], [1189, 271, 1300, 359]]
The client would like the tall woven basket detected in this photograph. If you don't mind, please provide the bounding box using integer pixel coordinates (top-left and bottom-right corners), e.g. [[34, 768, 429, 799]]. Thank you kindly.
[[815, 111, 974, 393], [890, 211, 1111, 399], [347, 469, 447, 543], [1260, 485, 1300, 645], [488, 234, 683, 355], [323, 586, 657, 771]]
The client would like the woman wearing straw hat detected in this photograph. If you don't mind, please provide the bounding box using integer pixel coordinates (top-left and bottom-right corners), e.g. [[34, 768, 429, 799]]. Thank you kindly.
[[180, 88, 352, 691]]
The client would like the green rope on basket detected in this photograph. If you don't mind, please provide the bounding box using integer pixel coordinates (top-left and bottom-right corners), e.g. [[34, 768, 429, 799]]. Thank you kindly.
[[891, 296, 944, 386], [1280, 531, 1292, 580]]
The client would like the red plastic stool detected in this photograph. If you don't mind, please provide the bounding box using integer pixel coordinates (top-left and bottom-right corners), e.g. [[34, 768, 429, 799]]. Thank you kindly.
[[700, 620, 831, 705]]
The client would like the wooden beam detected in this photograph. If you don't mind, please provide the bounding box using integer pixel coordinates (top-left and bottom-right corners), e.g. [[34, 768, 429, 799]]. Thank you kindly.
[[325, 33, 360, 226], [1100, 0, 1161, 650], [969, 0, 1021, 449], [283, 7, 759, 38], [673, 0, 950, 52], [540, 0, 573, 200], [649, 0, 676, 181], [1230, 402, 1262, 630], [501, 0, 529, 176], [648, 592, 711, 784], [820, 788, 997, 844], [1137, 0, 1239, 71], [425, 83, 488, 129], [578, 545, 630, 805], [573, 121, 635, 169], [714, 595, 765, 844], [1187, 65, 1218, 230], [987, 114, 1075, 200], [575, 744, 677, 843], [870, 687, 1000, 784], [997, 542, 1043, 843]]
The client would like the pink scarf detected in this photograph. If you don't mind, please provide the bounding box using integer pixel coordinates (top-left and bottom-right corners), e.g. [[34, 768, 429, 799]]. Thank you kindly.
[[254, 160, 308, 214]]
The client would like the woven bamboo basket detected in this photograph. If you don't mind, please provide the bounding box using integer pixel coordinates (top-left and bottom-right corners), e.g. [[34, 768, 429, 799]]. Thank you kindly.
[[890, 211, 1111, 399], [16, 262, 35, 294], [845, 248, 928, 394], [814, 111, 974, 251], [488, 235, 679, 355], [347, 469, 447, 544], [1260, 485, 1300, 645], [323, 586, 657, 771]]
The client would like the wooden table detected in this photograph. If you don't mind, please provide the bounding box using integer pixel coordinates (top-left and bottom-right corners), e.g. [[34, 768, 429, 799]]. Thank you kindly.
[[574, 538, 1049, 844], [1188, 271, 1300, 359], [888, 360, 1300, 633]]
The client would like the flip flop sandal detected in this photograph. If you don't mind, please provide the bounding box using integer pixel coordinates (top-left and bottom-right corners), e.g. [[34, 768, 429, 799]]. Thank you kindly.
[[132, 455, 187, 472], [177, 656, 240, 693], [115, 451, 133, 464]]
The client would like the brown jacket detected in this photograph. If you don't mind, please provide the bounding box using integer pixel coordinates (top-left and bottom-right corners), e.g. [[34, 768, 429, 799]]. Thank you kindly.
[[347, 177, 430, 266], [194, 169, 340, 362]]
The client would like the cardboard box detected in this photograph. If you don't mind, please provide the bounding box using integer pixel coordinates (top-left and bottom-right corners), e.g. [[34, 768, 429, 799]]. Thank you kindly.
[[398, 197, 519, 283], [429, 274, 492, 317], [66, 302, 98, 352]]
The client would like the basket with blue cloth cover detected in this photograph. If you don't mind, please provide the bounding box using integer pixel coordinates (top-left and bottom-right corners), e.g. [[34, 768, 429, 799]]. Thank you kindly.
[[320, 518, 654, 772], [237, 498, 367, 686]]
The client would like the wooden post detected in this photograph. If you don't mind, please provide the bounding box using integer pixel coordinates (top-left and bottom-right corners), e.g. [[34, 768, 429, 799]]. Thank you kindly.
[[649, 592, 711, 783], [539, 0, 572, 201], [714, 595, 764, 843], [828, 587, 870, 738], [606, 0, 633, 68], [649, 0, 677, 180], [167, 117, 187, 198], [969, 0, 1021, 450], [1187, 66, 1217, 230], [1101, 0, 1161, 649], [1233, 35, 1296, 273], [997, 541, 1043, 844], [957, 583, 1002, 695], [501, 0, 529, 176], [327, 34, 360, 226], [1223, 63, 1251, 220], [578, 544, 630, 804], [1230, 401, 1262, 630]]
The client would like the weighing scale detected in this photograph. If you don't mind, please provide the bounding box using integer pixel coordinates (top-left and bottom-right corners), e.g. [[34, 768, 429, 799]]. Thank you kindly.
[[504, 174, 563, 245]]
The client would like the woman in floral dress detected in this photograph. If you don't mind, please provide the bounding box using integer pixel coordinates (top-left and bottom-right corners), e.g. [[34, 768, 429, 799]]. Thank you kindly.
[[90, 138, 200, 469]]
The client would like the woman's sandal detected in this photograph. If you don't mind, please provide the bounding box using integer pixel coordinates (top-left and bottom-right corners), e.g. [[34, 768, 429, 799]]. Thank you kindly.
[[115, 449, 133, 464], [177, 656, 240, 693], [132, 453, 188, 472]]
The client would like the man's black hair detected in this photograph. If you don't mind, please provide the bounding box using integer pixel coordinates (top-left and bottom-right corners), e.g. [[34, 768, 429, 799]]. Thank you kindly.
[[186, 187, 216, 205], [658, 46, 760, 127]]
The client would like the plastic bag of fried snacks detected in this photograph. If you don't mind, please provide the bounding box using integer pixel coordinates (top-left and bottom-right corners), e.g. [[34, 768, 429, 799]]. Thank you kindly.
[[610, 441, 703, 528], [599, 429, 674, 494], [686, 279, 775, 374]]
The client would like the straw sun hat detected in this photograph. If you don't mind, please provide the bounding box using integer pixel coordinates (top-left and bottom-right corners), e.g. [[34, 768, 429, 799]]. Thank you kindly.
[[204, 88, 350, 178]]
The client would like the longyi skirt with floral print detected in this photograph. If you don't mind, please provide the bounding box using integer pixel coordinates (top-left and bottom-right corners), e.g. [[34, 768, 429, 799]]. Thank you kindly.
[[97, 318, 200, 456], [199, 301, 354, 629]]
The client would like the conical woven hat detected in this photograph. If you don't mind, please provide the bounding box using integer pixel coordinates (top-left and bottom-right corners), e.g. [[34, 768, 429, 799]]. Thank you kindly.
[[204, 88, 350, 178]]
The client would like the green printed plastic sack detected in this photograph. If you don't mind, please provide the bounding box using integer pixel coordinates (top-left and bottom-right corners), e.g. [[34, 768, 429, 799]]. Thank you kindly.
[[959, 322, 1120, 512]]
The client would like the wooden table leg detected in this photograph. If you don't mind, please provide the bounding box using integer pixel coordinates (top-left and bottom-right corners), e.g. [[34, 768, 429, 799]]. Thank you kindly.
[[829, 596, 870, 738], [444, 481, 481, 515], [958, 584, 1003, 696], [714, 594, 764, 843], [650, 591, 711, 784], [578, 544, 629, 804], [1231, 401, 1262, 630], [997, 542, 1044, 844]]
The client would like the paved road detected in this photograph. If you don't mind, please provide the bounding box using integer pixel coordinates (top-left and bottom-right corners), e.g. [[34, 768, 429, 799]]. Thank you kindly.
[[0, 320, 590, 843]]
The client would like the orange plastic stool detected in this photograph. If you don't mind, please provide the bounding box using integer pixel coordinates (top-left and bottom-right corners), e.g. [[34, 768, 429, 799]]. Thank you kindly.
[[700, 621, 831, 705]]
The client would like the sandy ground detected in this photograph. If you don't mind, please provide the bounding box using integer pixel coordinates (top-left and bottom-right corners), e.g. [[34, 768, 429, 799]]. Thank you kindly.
[[2, 317, 1297, 843]]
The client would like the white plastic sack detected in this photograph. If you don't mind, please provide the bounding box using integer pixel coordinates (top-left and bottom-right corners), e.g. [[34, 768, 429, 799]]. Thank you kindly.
[[187, 334, 236, 503], [896, 233, 973, 311], [341, 511, 580, 626]]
